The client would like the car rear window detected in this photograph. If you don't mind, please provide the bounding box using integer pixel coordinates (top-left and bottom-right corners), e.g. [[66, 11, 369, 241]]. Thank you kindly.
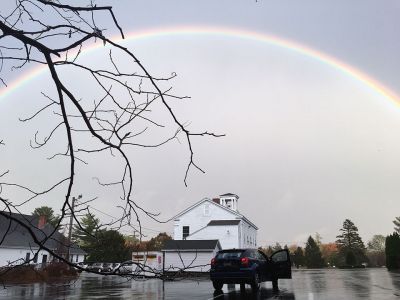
[[216, 250, 244, 259]]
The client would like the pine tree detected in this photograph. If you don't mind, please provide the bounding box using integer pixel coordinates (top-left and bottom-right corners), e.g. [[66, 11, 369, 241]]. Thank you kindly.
[[89, 229, 130, 262], [304, 236, 325, 268], [393, 217, 400, 233], [72, 213, 100, 251], [32, 206, 60, 228], [385, 232, 400, 270], [335, 219, 367, 266], [293, 246, 305, 268]]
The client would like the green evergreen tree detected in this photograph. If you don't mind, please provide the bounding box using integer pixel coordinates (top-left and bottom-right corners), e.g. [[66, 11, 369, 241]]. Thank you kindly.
[[385, 232, 400, 270], [335, 219, 367, 266], [304, 236, 325, 268], [72, 213, 100, 252], [393, 217, 400, 234], [293, 246, 305, 268], [89, 229, 130, 262], [32, 206, 60, 228]]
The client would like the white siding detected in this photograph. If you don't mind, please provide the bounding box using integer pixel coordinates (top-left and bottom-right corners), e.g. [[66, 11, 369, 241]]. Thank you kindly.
[[173, 200, 239, 240], [172, 198, 258, 251], [69, 254, 85, 263], [0, 247, 50, 266], [239, 221, 257, 249], [188, 225, 239, 249], [164, 249, 218, 273], [0, 247, 85, 266]]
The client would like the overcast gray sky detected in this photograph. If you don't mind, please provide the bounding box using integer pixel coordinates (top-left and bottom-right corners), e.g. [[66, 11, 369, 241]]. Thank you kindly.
[[1, 0, 400, 247]]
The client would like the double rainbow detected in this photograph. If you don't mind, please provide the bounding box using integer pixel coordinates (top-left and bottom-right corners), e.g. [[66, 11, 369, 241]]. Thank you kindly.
[[0, 26, 398, 106]]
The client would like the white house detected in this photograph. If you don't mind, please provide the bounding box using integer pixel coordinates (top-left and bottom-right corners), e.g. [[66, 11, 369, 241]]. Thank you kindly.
[[0, 212, 85, 267], [172, 193, 258, 249], [162, 240, 221, 273]]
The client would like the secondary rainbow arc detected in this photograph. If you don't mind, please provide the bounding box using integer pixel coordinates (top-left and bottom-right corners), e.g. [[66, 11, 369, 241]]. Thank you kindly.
[[0, 26, 398, 106]]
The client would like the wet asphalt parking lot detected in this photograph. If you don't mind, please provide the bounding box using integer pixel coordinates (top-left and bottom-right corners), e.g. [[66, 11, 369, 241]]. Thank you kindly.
[[1, 268, 399, 299]]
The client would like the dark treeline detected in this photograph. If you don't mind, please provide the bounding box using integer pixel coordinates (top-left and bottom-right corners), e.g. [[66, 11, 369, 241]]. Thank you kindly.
[[71, 212, 172, 262], [259, 218, 400, 270]]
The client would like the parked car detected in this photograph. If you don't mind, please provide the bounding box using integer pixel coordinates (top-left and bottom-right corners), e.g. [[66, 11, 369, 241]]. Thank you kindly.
[[87, 262, 103, 272], [114, 261, 135, 274], [75, 262, 88, 271], [102, 263, 113, 272], [210, 248, 291, 292]]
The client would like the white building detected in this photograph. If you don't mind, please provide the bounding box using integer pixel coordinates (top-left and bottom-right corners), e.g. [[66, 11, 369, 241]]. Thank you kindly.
[[162, 240, 221, 273], [0, 213, 85, 267], [172, 193, 258, 249]]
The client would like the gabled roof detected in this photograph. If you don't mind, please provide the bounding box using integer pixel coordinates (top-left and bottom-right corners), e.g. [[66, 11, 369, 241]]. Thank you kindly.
[[163, 239, 221, 251], [207, 220, 241, 226], [0, 212, 86, 255], [173, 198, 258, 230], [173, 198, 240, 220]]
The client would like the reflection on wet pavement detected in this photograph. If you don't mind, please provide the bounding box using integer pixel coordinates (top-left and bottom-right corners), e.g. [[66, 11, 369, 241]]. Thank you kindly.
[[0, 269, 399, 299]]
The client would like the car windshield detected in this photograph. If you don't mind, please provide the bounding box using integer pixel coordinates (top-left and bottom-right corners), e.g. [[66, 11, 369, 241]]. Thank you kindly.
[[216, 251, 244, 259]]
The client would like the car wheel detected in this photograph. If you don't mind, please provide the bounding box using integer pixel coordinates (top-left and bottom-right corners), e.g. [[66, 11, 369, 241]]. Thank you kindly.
[[212, 281, 223, 291], [272, 278, 279, 292], [240, 283, 246, 292], [251, 272, 261, 291]]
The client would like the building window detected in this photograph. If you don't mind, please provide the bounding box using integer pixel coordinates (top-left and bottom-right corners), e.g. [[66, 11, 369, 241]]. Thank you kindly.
[[183, 226, 190, 239], [204, 204, 210, 216], [225, 199, 232, 209], [25, 252, 31, 262], [33, 253, 38, 263]]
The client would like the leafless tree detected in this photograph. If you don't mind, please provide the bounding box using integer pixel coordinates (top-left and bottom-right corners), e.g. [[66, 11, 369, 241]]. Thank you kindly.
[[0, 0, 222, 276]]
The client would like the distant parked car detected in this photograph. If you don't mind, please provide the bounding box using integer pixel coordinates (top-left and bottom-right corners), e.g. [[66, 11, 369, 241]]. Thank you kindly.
[[87, 262, 103, 272], [102, 263, 113, 272], [114, 261, 135, 274], [210, 248, 292, 292], [75, 262, 88, 271]]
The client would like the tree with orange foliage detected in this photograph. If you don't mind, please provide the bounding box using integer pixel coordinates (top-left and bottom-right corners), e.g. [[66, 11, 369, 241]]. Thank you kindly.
[[320, 243, 338, 267]]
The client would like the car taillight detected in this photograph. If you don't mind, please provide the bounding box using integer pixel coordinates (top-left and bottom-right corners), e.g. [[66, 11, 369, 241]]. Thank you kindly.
[[211, 258, 216, 267], [241, 257, 249, 267]]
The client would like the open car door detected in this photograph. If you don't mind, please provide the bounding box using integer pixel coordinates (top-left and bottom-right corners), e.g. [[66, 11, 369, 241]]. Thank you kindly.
[[271, 249, 292, 279]]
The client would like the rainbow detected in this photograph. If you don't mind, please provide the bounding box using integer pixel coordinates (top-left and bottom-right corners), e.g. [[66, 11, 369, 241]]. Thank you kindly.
[[0, 26, 398, 106]]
